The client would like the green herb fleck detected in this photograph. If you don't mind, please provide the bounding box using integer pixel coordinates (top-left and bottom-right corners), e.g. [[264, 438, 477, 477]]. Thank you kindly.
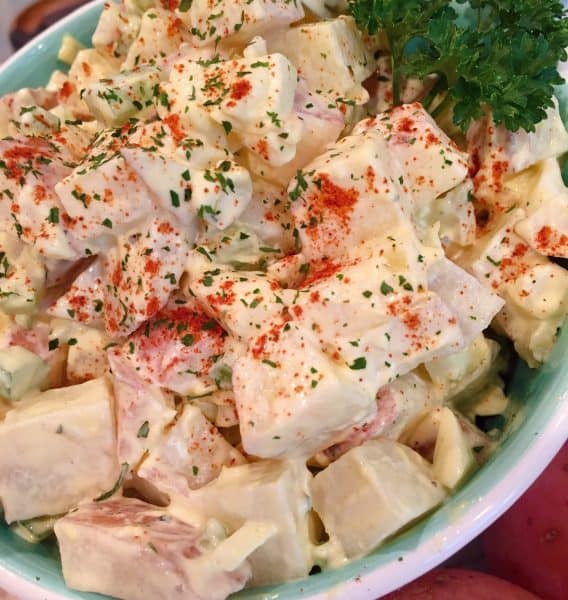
[[137, 421, 150, 439], [349, 357, 367, 370]]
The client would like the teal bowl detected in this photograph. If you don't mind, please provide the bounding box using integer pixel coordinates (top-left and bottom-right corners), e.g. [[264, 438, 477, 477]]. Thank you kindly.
[[0, 2, 566, 598]]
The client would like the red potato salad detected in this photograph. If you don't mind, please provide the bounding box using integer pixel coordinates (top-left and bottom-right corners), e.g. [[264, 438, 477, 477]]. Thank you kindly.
[[0, 1, 567, 599]]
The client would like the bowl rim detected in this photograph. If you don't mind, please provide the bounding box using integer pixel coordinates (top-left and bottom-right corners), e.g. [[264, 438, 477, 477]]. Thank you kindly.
[[0, 2, 567, 599], [0, 0, 104, 94]]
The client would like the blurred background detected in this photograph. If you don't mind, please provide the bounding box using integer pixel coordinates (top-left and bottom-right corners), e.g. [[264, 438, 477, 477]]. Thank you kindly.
[[0, 1, 31, 63], [0, 0, 36, 62], [0, 0, 89, 63]]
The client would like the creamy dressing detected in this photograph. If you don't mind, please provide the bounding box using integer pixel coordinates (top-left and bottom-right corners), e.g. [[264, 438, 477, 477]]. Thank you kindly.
[[0, 1, 566, 598]]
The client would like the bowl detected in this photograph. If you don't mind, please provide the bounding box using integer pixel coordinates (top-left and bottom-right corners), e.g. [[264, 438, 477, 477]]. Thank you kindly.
[[0, 2, 567, 599]]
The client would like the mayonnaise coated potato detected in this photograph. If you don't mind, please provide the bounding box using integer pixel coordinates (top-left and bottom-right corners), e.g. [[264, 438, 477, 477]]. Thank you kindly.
[[0, 1, 566, 598]]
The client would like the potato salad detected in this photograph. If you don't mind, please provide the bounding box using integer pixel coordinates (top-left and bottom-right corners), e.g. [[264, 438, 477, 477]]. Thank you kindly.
[[0, 1, 567, 598]]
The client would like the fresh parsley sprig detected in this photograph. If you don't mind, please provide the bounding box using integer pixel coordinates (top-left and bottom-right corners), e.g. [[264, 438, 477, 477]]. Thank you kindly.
[[350, 0, 449, 109], [350, 0, 568, 132]]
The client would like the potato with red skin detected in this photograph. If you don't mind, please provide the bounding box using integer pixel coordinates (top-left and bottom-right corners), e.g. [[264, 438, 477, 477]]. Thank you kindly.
[[483, 443, 568, 600], [383, 568, 541, 599]]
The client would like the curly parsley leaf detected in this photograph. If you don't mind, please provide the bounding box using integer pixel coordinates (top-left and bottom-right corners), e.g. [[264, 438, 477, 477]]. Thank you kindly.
[[350, 0, 448, 105], [349, 0, 568, 132]]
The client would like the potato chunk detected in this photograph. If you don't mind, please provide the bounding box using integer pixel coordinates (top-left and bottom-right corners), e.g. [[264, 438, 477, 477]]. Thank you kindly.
[[311, 439, 446, 559], [188, 459, 314, 585], [55, 497, 273, 600], [0, 377, 118, 522]]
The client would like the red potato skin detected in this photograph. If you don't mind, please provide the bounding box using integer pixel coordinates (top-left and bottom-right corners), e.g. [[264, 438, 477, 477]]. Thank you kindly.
[[483, 443, 568, 600], [382, 568, 542, 599]]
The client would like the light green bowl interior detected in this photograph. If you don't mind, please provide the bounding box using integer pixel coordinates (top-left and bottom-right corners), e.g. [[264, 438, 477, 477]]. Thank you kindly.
[[0, 4, 567, 598]]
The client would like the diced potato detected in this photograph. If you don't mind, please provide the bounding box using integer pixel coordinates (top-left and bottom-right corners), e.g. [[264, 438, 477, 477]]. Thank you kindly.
[[163, 53, 304, 169], [379, 370, 442, 440], [108, 295, 226, 396], [353, 104, 469, 206], [289, 127, 410, 262], [68, 49, 121, 92], [266, 16, 374, 104], [432, 407, 476, 489], [112, 377, 176, 469], [0, 377, 118, 522], [82, 66, 161, 127], [243, 81, 344, 185], [120, 146, 200, 228], [203, 390, 239, 428], [0, 138, 78, 261], [234, 321, 379, 459], [233, 239, 472, 458], [399, 405, 444, 460], [311, 439, 446, 559], [122, 8, 191, 70], [55, 497, 272, 600], [506, 159, 568, 258], [186, 256, 296, 343], [46, 258, 105, 326], [187, 459, 314, 585], [0, 345, 49, 401], [455, 209, 568, 365], [102, 213, 190, 338], [109, 296, 226, 398], [92, 1, 141, 59], [0, 321, 68, 392], [137, 404, 245, 498], [66, 326, 110, 384], [198, 224, 273, 270], [427, 258, 504, 346], [18, 105, 61, 136], [58, 34, 85, 66], [48, 317, 110, 385], [0, 87, 58, 138], [467, 100, 568, 180], [123, 146, 252, 231], [55, 145, 154, 244], [497, 266, 568, 366], [185, 0, 304, 47]]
